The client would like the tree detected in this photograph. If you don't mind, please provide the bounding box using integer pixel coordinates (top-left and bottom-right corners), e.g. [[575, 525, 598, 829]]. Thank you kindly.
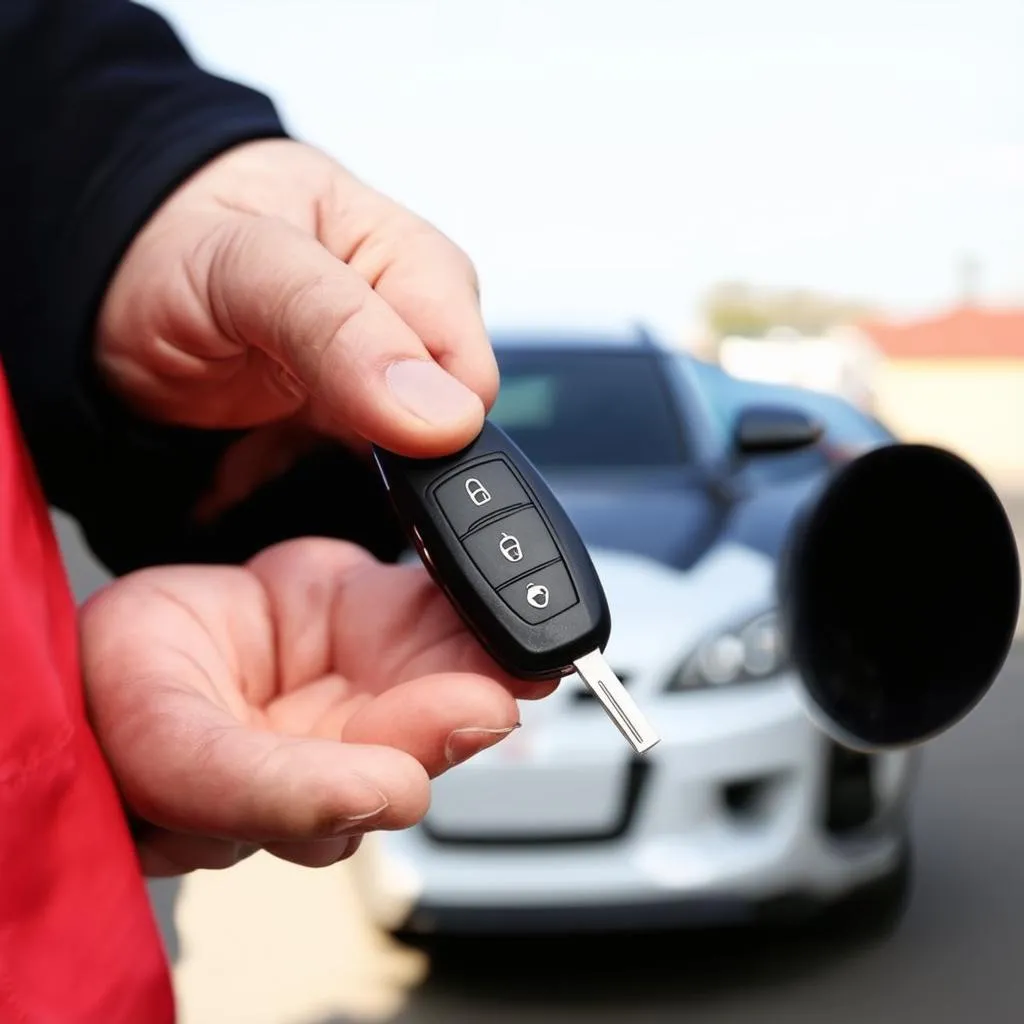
[[702, 281, 878, 340]]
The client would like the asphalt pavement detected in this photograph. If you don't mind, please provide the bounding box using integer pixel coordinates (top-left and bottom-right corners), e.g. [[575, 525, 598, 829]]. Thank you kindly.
[[377, 643, 1024, 1024], [54, 498, 1024, 1024]]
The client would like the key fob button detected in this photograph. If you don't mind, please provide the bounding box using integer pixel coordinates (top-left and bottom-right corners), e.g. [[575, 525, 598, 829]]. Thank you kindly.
[[462, 507, 560, 587], [433, 459, 529, 536], [498, 561, 578, 624]]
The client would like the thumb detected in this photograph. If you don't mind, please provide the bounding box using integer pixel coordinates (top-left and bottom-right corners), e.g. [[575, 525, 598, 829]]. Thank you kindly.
[[206, 216, 486, 457], [103, 684, 431, 844]]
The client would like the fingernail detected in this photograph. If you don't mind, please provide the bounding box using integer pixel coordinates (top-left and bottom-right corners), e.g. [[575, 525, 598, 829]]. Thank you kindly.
[[386, 359, 481, 426], [444, 723, 520, 768], [331, 773, 390, 830]]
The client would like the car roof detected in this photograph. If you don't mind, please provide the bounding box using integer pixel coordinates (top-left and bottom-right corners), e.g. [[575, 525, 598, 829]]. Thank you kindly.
[[490, 324, 668, 353]]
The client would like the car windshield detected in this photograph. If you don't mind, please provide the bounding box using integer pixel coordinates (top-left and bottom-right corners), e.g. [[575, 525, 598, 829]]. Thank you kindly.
[[490, 348, 691, 469]]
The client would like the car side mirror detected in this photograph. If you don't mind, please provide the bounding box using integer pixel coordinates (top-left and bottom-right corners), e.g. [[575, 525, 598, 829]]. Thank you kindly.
[[733, 404, 824, 455]]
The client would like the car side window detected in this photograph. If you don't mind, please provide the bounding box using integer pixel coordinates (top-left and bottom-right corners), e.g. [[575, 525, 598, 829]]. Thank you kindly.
[[678, 355, 894, 484], [667, 356, 735, 456]]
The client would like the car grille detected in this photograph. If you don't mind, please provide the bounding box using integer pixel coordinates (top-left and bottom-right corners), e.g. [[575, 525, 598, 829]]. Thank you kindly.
[[421, 757, 653, 846]]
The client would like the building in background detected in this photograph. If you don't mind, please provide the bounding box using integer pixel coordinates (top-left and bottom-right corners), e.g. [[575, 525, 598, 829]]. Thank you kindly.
[[862, 305, 1024, 488], [708, 304, 1024, 490], [717, 326, 882, 411]]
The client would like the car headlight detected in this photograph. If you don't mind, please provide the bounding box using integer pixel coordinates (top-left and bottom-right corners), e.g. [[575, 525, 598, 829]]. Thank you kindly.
[[668, 610, 789, 690]]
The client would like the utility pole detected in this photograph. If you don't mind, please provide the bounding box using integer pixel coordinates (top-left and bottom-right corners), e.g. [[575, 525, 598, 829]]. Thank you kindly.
[[958, 252, 981, 307]]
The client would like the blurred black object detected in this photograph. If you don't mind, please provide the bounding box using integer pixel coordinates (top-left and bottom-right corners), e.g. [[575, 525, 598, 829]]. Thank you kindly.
[[779, 443, 1020, 750]]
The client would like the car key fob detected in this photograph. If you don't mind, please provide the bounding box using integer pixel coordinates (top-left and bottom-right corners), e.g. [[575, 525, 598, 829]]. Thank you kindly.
[[372, 419, 659, 754]]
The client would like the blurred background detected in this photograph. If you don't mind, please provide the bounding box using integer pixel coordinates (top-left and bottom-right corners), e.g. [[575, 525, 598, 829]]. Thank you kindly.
[[58, 1, 1024, 1021]]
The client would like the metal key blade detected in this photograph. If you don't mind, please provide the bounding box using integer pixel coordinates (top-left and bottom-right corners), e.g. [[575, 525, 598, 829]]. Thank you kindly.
[[573, 649, 660, 754]]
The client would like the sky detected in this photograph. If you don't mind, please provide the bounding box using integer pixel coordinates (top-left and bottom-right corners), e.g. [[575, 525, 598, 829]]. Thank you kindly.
[[146, 0, 1024, 344]]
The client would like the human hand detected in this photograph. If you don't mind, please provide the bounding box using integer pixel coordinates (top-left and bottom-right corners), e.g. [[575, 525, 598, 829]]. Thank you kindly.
[[80, 538, 553, 877], [96, 139, 496, 513]]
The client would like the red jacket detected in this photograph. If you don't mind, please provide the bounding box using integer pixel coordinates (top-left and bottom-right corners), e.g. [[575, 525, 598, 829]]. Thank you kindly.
[[0, 364, 175, 1021]]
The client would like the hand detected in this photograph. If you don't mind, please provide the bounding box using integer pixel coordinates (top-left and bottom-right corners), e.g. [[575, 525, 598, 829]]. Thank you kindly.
[[80, 538, 554, 877], [96, 139, 497, 511]]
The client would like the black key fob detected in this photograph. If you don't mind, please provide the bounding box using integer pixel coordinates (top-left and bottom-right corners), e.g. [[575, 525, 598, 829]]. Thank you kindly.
[[372, 419, 610, 682]]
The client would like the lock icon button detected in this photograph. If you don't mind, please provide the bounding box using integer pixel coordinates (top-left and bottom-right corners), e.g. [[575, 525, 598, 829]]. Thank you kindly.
[[465, 477, 491, 506], [436, 461, 529, 537]]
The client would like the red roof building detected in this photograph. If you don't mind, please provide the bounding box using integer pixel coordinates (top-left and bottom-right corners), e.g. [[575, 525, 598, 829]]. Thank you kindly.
[[860, 306, 1024, 361]]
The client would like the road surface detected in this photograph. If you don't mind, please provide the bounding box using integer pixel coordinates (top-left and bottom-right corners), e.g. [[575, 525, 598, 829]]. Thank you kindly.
[[54, 503, 1024, 1024], [381, 644, 1024, 1024]]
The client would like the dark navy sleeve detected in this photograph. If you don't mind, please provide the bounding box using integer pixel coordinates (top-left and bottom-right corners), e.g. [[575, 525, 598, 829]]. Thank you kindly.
[[0, 0, 406, 574]]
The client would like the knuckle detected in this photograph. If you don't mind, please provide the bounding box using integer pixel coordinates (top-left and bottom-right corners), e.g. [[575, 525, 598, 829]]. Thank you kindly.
[[274, 273, 328, 344], [275, 270, 369, 379], [445, 243, 481, 298], [430, 226, 478, 285], [450, 243, 479, 285], [467, 261, 482, 299], [204, 218, 252, 324]]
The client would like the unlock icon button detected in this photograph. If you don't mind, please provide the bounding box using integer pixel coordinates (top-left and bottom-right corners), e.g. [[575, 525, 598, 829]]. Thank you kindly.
[[461, 507, 559, 587]]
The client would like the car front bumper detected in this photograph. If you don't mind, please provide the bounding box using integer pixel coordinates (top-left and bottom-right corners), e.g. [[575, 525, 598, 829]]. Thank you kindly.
[[354, 677, 919, 935]]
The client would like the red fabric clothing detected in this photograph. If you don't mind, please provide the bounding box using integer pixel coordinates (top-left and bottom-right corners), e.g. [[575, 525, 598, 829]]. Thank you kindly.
[[0, 362, 174, 1022]]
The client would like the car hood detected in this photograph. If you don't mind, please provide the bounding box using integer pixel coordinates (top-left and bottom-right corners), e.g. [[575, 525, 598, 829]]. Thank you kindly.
[[584, 542, 776, 679], [541, 471, 730, 571]]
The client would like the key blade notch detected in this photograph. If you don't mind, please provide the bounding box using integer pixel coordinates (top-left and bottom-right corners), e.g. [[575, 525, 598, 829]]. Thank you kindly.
[[573, 650, 660, 754]]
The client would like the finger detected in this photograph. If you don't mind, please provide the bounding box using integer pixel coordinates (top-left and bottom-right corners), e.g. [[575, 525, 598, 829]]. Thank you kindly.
[[89, 668, 431, 843], [247, 538, 560, 701], [326, 560, 560, 701], [350, 224, 500, 410], [341, 674, 521, 777], [135, 829, 257, 877], [136, 827, 361, 874], [205, 216, 485, 456], [263, 834, 363, 868]]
